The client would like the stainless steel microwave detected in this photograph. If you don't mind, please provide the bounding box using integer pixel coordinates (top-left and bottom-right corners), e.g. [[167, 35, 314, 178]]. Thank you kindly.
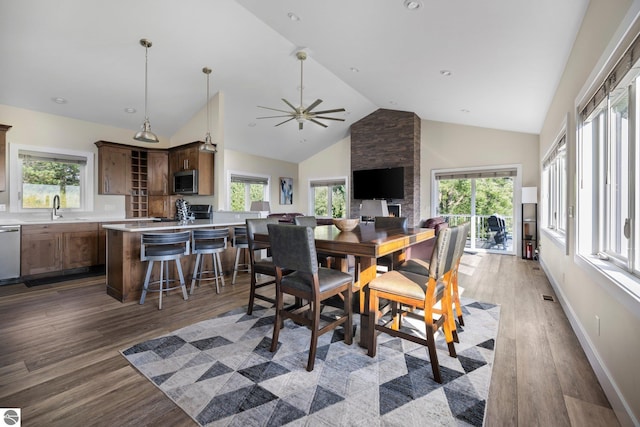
[[173, 170, 198, 194]]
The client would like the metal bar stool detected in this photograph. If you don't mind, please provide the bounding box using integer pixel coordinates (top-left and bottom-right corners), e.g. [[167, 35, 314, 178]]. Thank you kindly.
[[231, 226, 250, 284], [190, 228, 228, 294], [139, 231, 191, 310]]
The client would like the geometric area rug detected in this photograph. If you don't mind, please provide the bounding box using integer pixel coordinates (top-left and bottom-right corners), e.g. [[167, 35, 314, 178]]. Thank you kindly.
[[121, 297, 500, 427]]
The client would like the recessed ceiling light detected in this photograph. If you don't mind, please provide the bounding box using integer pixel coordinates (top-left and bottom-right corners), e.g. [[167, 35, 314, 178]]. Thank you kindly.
[[287, 12, 300, 21], [350, 67, 360, 73], [124, 107, 136, 114], [403, 0, 422, 11], [299, 138, 307, 144], [461, 109, 470, 113], [248, 122, 256, 127], [440, 70, 452, 77], [389, 101, 398, 105], [52, 97, 67, 104]]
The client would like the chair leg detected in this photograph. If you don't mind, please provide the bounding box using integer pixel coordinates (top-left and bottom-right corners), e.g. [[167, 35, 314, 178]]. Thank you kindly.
[[247, 269, 257, 315], [140, 260, 154, 305], [426, 323, 442, 384], [175, 258, 188, 301], [367, 289, 378, 357], [190, 253, 202, 295], [216, 252, 226, 291], [232, 247, 243, 285], [344, 286, 353, 345], [453, 273, 464, 326], [158, 261, 164, 310], [270, 285, 283, 353], [307, 300, 320, 371]]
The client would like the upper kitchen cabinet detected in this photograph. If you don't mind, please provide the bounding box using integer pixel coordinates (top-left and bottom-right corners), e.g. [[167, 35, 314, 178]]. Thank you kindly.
[[169, 141, 214, 195], [0, 124, 12, 192], [148, 150, 169, 196], [95, 141, 131, 195]]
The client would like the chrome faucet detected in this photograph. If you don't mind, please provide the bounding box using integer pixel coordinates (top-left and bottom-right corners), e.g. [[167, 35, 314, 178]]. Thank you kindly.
[[52, 194, 62, 220]]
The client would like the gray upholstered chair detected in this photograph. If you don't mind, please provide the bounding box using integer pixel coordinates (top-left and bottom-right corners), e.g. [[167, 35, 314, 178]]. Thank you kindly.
[[294, 215, 343, 270], [190, 228, 228, 295], [267, 223, 353, 371], [139, 231, 191, 310], [367, 224, 466, 383], [245, 217, 280, 314]]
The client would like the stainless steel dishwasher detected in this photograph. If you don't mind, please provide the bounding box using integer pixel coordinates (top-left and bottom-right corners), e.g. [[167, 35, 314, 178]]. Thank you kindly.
[[0, 225, 21, 281]]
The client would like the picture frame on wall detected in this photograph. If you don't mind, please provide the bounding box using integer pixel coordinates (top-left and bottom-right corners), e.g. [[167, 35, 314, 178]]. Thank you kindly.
[[279, 177, 293, 205]]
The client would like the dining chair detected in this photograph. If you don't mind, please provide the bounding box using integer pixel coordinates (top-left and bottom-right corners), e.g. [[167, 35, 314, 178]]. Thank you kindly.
[[139, 231, 191, 310], [397, 222, 470, 333], [245, 217, 280, 314], [294, 215, 343, 270], [267, 223, 353, 371], [366, 225, 459, 383], [374, 216, 409, 272], [190, 228, 228, 295]]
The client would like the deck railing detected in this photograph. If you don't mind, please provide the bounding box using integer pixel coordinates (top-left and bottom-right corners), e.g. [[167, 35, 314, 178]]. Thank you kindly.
[[439, 214, 513, 241]]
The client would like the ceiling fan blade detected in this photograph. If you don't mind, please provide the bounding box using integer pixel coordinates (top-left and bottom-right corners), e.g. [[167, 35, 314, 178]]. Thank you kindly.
[[256, 114, 295, 119], [257, 105, 294, 114], [275, 117, 296, 127], [309, 118, 328, 128], [303, 99, 323, 113], [313, 116, 346, 121], [311, 108, 346, 114], [281, 98, 298, 112]]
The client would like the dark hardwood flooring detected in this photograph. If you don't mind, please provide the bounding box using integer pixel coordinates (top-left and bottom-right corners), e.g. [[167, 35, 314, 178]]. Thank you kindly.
[[0, 253, 619, 426]]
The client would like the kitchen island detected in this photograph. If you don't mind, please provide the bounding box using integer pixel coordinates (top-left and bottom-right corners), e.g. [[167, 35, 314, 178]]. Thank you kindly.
[[102, 212, 259, 303]]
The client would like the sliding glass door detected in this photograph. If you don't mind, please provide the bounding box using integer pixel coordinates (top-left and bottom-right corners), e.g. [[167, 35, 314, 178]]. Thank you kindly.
[[435, 170, 516, 254]]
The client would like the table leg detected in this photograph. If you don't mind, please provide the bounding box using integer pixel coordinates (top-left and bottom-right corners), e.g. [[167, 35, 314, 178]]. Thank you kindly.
[[356, 256, 377, 349]]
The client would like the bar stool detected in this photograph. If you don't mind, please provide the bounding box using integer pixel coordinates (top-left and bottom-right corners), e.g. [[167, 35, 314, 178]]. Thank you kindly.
[[232, 226, 250, 284], [190, 228, 228, 294], [139, 231, 191, 310]]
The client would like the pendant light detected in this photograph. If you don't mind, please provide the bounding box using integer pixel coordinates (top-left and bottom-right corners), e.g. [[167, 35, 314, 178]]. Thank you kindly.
[[133, 38, 159, 143], [200, 66, 217, 153]]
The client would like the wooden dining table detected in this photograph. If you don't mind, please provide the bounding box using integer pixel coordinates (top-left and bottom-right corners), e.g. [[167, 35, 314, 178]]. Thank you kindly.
[[256, 222, 435, 348]]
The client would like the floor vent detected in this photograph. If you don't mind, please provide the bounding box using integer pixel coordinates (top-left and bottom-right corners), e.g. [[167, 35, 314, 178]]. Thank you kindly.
[[542, 294, 555, 302]]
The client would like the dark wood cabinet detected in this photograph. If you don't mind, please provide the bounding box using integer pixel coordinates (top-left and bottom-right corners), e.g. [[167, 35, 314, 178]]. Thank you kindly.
[[148, 150, 169, 196], [95, 141, 131, 195], [149, 195, 178, 219], [0, 124, 11, 192], [21, 223, 99, 276], [169, 142, 214, 195]]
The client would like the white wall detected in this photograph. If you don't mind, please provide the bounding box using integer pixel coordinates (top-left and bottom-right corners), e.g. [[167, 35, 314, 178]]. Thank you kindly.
[[297, 136, 351, 215], [420, 120, 539, 219], [538, 0, 640, 425], [0, 103, 172, 217], [223, 149, 300, 213]]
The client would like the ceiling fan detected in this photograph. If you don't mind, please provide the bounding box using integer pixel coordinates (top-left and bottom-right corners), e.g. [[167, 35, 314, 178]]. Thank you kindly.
[[257, 51, 346, 130]]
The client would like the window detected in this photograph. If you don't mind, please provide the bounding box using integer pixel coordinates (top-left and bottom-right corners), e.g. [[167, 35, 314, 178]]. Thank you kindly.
[[229, 173, 269, 211], [578, 32, 640, 277], [9, 144, 93, 213], [310, 178, 346, 218], [543, 134, 567, 236]]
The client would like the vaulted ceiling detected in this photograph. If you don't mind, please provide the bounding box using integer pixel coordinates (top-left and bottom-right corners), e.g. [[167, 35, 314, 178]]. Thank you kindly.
[[0, 0, 589, 163]]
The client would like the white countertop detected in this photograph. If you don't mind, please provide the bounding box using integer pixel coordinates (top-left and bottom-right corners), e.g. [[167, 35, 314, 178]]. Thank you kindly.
[[102, 218, 245, 233]]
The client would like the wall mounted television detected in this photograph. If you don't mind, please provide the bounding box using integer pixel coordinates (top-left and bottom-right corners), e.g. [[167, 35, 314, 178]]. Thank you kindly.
[[352, 166, 404, 200]]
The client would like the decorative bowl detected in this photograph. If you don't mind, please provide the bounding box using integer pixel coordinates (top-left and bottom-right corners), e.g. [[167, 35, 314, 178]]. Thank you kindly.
[[333, 218, 360, 232]]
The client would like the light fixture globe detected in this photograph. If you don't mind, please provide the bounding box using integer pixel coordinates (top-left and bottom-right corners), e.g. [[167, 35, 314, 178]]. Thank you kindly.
[[133, 38, 159, 143]]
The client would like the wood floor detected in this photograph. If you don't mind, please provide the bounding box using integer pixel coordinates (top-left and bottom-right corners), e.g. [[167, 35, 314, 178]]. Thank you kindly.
[[0, 253, 620, 426]]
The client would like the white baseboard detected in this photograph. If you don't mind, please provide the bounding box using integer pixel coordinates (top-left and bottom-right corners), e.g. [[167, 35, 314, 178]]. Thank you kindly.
[[539, 258, 638, 427]]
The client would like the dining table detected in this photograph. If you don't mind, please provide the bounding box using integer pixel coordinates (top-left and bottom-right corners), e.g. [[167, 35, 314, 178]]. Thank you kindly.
[[256, 221, 435, 349]]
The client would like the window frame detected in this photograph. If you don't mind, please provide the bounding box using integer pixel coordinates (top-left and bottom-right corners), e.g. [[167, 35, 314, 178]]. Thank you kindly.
[[308, 176, 348, 219], [8, 143, 94, 213], [227, 171, 270, 211], [542, 127, 568, 243]]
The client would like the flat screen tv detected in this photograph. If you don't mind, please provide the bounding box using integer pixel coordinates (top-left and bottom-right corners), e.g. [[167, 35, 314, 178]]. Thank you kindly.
[[352, 167, 404, 200]]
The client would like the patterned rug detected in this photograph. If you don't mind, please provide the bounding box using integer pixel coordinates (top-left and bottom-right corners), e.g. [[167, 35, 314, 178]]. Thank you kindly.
[[121, 297, 500, 426]]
